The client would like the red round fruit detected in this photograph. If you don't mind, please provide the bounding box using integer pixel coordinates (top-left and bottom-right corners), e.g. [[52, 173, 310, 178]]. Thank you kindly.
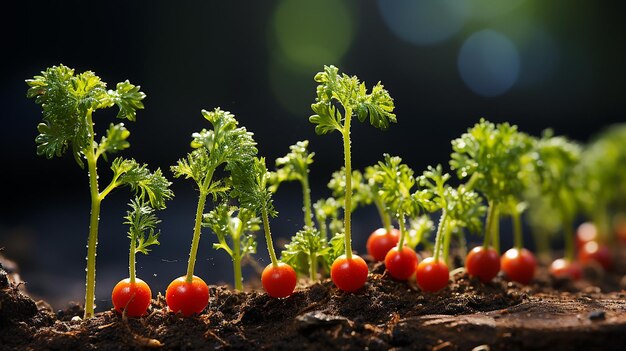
[[367, 228, 401, 261], [415, 257, 449, 292], [261, 262, 297, 298], [549, 258, 582, 280], [578, 241, 613, 271], [330, 254, 369, 292], [576, 222, 598, 249], [465, 246, 501, 283], [501, 248, 536, 285], [111, 278, 152, 317], [165, 275, 209, 316], [384, 246, 419, 281]]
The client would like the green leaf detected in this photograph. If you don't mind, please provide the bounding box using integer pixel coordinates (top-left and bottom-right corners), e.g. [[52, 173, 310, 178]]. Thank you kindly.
[[203, 202, 260, 259], [97, 123, 130, 161], [27, 65, 145, 167], [309, 65, 396, 135], [327, 168, 372, 211], [280, 226, 329, 275], [229, 157, 276, 217], [406, 215, 434, 250], [450, 119, 533, 203], [125, 197, 162, 255], [269, 140, 314, 192], [109, 80, 146, 121], [112, 158, 174, 209]]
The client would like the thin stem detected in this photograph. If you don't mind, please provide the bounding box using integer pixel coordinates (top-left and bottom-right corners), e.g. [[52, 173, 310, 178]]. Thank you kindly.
[[301, 177, 313, 228], [492, 205, 500, 254], [129, 234, 136, 284], [309, 252, 318, 281], [233, 243, 242, 291], [433, 210, 447, 262], [512, 210, 524, 250], [186, 191, 208, 283], [84, 109, 100, 319], [185, 168, 215, 283], [342, 107, 353, 260], [261, 206, 279, 268], [374, 197, 392, 233], [397, 211, 406, 249]]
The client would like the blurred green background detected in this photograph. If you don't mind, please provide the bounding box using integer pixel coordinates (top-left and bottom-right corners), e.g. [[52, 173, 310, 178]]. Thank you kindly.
[[1, 0, 624, 309]]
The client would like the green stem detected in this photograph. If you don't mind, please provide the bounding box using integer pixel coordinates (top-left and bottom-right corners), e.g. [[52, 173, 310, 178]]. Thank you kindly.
[[512, 210, 524, 250], [262, 206, 279, 268], [342, 107, 353, 260], [483, 201, 500, 253], [397, 212, 406, 249], [374, 197, 392, 233], [301, 177, 313, 228], [84, 109, 100, 319], [129, 236, 136, 284], [433, 211, 447, 262], [309, 252, 318, 281], [233, 239, 242, 291], [186, 191, 208, 283], [492, 205, 500, 254]]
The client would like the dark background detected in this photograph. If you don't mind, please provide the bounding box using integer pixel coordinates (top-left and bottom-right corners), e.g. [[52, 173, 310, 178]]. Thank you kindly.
[[1, 0, 624, 310]]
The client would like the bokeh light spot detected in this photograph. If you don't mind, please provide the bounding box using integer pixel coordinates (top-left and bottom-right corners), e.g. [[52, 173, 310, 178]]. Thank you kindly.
[[273, 0, 354, 69], [458, 29, 520, 97], [378, 0, 469, 46]]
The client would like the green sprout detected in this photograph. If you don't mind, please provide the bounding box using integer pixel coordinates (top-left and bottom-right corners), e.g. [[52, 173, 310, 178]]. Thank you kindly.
[[203, 203, 260, 290], [281, 227, 330, 281], [309, 65, 396, 262], [269, 140, 315, 228], [171, 108, 257, 285], [450, 119, 532, 254], [124, 197, 163, 285], [26, 65, 173, 318]]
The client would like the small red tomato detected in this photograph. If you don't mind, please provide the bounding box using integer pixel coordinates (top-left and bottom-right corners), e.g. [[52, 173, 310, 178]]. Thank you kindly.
[[111, 278, 152, 317], [549, 258, 582, 280], [415, 257, 449, 292], [331, 254, 369, 292], [501, 248, 536, 285], [384, 246, 419, 281], [165, 275, 209, 317], [367, 228, 401, 261], [261, 262, 297, 298], [576, 222, 598, 249], [465, 246, 500, 283], [578, 241, 613, 271]]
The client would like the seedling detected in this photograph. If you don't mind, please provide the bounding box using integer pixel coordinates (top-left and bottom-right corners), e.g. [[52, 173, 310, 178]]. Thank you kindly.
[[25, 65, 175, 318], [281, 227, 329, 281], [526, 131, 584, 280], [203, 203, 260, 290], [309, 65, 396, 292], [167, 108, 257, 316], [418, 165, 485, 290], [230, 157, 297, 298], [112, 197, 169, 317], [577, 124, 626, 270], [450, 119, 534, 284], [374, 154, 428, 281], [313, 197, 342, 243], [364, 165, 400, 262], [269, 140, 315, 228]]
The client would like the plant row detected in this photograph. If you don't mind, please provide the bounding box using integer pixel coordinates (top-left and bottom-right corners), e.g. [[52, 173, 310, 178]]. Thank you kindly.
[[26, 65, 626, 319]]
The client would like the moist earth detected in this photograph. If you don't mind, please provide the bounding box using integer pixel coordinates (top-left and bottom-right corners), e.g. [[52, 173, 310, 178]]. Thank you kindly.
[[2, 256, 626, 351]]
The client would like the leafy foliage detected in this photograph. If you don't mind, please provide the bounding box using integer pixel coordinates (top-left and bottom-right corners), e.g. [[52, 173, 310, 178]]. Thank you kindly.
[[27, 65, 145, 167], [309, 65, 396, 135], [281, 227, 329, 276], [406, 215, 435, 250], [111, 158, 174, 209], [450, 119, 533, 203], [203, 202, 260, 259], [171, 108, 258, 198], [229, 157, 276, 217], [124, 198, 162, 255], [376, 154, 431, 218], [269, 140, 314, 192]]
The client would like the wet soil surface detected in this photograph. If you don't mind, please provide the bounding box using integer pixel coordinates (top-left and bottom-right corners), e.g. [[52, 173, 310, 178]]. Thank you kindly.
[[2, 259, 626, 351]]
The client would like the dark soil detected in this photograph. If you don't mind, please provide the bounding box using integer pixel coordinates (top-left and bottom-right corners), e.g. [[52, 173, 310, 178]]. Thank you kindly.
[[2, 256, 626, 351]]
